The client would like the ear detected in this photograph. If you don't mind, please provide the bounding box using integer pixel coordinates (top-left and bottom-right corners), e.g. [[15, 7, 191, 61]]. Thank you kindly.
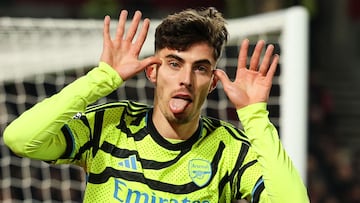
[[208, 73, 218, 93], [145, 64, 157, 84]]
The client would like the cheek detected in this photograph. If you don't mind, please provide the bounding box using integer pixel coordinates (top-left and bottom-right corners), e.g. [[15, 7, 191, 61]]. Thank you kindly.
[[196, 82, 213, 100], [155, 74, 173, 97], [198, 77, 214, 91], [157, 68, 180, 90]]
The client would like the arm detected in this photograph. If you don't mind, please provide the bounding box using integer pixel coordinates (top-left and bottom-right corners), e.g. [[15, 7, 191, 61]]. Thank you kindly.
[[3, 10, 161, 161], [3, 63, 121, 160], [237, 103, 308, 202], [214, 40, 309, 202]]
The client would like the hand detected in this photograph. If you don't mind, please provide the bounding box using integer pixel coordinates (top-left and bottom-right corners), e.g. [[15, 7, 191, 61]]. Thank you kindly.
[[214, 39, 279, 109], [100, 10, 161, 81]]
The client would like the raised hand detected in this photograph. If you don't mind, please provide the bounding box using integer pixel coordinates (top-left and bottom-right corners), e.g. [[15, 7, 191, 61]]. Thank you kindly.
[[100, 10, 161, 81], [214, 39, 279, 109]]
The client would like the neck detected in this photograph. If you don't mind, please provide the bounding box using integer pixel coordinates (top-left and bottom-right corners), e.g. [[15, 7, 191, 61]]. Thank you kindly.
[[151, 108, 200, 140]]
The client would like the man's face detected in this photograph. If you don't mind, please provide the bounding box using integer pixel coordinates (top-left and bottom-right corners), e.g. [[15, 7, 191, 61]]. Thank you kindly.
[[147, 42, 218, 124]]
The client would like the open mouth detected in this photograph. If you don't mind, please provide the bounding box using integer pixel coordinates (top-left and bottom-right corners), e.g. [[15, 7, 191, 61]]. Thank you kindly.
[[173, 95, 193, 102], [169, 95, 193, 114]]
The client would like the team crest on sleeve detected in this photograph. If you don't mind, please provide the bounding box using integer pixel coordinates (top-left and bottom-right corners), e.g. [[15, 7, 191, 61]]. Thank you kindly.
[[188, 159, 212, 187]]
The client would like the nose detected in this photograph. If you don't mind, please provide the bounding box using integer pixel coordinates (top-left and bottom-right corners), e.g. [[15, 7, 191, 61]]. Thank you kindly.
[[179, 66, 193, 87]]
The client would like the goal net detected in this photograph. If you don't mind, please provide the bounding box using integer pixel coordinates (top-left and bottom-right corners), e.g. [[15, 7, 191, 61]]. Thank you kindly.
[[0, 6, 309, 202]]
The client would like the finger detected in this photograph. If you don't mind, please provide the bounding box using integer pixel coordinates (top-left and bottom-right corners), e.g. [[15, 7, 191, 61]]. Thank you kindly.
[[103, 15, 111, 44], [249, 40, 265, 71], [140, 56, 162, 69], [259, 44, 274, 75], [265, 54, 279, 81], [101, 15, 112, 63], [114, 10, 128, 42], [237, 39, 249, 69], [125, 10, 142, 41], [236, 39, 249, 79], [118, 56, 163, 81], [213, 69, 231, 87], [132, 18, 150, 55]]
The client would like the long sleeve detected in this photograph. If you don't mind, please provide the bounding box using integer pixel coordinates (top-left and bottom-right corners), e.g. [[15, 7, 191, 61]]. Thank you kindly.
[[237, 103, 309, 202], [3, 62, 122, 161]]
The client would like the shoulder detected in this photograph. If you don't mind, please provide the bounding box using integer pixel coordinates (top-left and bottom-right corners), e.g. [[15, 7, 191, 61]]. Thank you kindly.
[[85, 100, 151, 114], [201, 116, 250, 145], [80, 100, 151, 126]]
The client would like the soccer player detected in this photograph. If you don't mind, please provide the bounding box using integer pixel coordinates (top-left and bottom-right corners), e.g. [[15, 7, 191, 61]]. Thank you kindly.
[[4, 7, 309, 202]]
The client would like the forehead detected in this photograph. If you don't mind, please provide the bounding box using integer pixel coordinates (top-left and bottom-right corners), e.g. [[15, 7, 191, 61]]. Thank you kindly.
[[156, 42, 216, 65]]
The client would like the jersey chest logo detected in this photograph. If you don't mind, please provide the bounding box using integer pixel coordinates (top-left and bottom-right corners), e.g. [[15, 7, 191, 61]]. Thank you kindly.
[[188, 159, 212, 187]]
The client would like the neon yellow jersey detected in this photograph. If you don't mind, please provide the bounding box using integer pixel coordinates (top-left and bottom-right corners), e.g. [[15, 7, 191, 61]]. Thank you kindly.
[[4, 62, 309, 202], [57, 100, 264, 202]]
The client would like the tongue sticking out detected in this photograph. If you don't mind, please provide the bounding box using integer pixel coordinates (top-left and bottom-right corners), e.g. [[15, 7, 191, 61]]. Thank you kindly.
[[169, 98, 190, 114]]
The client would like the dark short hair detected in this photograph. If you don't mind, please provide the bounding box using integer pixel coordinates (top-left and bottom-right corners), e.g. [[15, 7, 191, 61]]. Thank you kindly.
[[155, 7, 228, 61]]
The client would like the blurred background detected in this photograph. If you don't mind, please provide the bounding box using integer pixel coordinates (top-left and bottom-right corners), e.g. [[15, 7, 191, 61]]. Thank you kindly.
[[0, 0, 359, 202]]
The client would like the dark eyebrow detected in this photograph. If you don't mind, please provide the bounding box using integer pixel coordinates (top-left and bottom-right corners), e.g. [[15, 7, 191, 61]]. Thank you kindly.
[[193, 59, 212, 66], [165, 54, 213, 66], [165, 54, 185, 63]]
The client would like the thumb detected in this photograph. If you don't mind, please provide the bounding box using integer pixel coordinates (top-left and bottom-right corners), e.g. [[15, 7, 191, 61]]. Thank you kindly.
[[213, 69, 231, 86], [140, 56, 162, 69]]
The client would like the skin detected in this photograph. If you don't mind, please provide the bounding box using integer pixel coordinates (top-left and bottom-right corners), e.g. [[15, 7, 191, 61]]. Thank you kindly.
[[100, 10, 279, 140], [146, 43, 218, 139]]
